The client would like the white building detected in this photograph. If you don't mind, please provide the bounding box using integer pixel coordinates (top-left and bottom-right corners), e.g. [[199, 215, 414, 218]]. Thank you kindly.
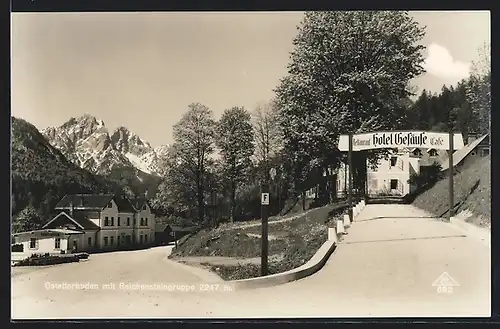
[[12, 228, 85, 260], [12, 194, 156, 255], [335, 148, 447, 197]]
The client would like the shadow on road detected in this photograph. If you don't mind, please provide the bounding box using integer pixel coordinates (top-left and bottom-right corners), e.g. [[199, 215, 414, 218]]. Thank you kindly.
[[356, 216, 439, 222], [342, 234, 467, 244]]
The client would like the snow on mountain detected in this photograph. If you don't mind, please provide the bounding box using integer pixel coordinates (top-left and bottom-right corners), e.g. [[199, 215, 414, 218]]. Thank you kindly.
[[125, 152, 153, 175], [139, 145, 171, 176], [41, 115, 169, 177]]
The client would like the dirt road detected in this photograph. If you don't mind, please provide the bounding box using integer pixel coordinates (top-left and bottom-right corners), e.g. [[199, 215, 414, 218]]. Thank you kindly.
[[11, 205, 491, 319]]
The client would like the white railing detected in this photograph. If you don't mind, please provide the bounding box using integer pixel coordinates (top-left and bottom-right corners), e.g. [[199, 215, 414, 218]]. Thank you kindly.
[[397, 180, 404, 196], [397, 158, 404, 171]]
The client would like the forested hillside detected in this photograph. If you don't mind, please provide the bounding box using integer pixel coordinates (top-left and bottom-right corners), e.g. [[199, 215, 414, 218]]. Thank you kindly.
[[11, 117, 122, 232], [407, 81, 480, 141]]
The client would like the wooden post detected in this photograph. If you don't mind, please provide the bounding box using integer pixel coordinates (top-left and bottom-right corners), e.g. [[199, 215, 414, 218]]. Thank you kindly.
[[348, 134, 353, 222], [261, 183, 269, 276], [448, 131, 454, 221]]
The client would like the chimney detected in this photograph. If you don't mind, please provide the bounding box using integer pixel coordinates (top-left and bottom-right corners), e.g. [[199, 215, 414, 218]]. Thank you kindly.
[[69, 201, 74, 217]]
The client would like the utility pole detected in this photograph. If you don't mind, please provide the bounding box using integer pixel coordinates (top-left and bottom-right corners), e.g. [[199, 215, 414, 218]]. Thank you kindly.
[[448, 112, 457, 222], [348, 134, 353, 223], [448, 130, 454, 222]]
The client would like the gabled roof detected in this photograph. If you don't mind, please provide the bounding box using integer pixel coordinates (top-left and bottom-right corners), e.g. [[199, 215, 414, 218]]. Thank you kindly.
[[42, 211, 85, 230], [114, 196, 137, 213], [441, 134, 489, 172], [71, 211, 102, 230], [155, 223, 168, 232], [132, 197, 150, 211], [419, 149, 448, 167], [42, 211, 101, 231], [55, 194, 137, 213], [55, 194, 114, 210]]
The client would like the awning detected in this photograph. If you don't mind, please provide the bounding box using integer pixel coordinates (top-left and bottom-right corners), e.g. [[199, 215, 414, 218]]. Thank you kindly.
[[12, 229, 84, 237]]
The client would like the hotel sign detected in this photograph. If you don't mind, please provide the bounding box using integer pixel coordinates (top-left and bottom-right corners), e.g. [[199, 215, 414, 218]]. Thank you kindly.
[[40, 232, 63, 237], [338, 131, 464, 151]]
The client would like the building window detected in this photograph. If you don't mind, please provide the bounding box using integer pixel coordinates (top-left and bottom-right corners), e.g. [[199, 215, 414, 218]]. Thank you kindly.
[[390, 157, 397, 167], [111, 217, 114, 226], [140, 218, 144, 226], [104, 237, 108, 246], [145, 234, 148, 243], [412, 148, 422, 157], [54, 238, 61, 249], [108, 202, 112, 208], [127, 217, 130, 226], [118, 217, 121, 226], [88, 237, 92, 246], [110, 236, 114, 246], [29, 238, 37, 249], [143, 205, 147, 210], [145, 218, 148, 226], [480, 148, 490, 157], [134, 218, 136, 226], [117, 236, 120, 245], [104, 217, 109, 226], [140, 235, 143, 244], [390, 179, 398, 190], [428, 149, 437, 157]]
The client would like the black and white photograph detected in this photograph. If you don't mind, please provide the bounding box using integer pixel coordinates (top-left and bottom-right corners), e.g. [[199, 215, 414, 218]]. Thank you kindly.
[[11, 10, 491, 319]]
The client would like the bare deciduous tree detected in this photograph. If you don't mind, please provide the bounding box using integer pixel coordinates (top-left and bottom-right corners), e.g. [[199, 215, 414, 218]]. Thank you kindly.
[[252, 100, 283, 180]]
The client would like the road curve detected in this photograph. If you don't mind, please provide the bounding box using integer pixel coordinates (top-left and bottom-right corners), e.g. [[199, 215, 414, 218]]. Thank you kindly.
[[11, 205, 491, 319]]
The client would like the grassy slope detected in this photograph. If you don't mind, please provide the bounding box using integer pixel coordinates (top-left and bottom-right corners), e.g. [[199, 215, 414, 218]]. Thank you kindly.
[[412, 155, 491, 228], [170, 204, 343, 280]]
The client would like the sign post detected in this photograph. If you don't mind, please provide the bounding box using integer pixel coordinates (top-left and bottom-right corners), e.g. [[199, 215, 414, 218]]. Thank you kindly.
[[260, 186, 270, 276], [348, 134, 353, 222], [338, 131, 464, 152], [448, 131, 454, 221], [337, 131, 464, 220]]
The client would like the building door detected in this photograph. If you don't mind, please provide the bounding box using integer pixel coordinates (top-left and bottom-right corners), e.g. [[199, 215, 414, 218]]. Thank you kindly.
[[390, 179, 399, 195], [72, 240, 78, 252]]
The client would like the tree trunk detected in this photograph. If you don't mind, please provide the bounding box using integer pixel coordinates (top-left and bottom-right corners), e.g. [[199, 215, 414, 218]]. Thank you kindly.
[[229, 183, 236, 223], [197, 180, 204, 224], [301, 191, 306, 210]]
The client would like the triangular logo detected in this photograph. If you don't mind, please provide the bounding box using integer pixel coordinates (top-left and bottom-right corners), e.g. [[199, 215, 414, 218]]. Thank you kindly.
[[432, 272, 460, 287]]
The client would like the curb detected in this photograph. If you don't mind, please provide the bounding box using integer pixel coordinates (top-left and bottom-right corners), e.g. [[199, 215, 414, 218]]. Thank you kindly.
[[228, 231, 339, 290], [449, 215, 490, 249], [163, 245, 225, 283]]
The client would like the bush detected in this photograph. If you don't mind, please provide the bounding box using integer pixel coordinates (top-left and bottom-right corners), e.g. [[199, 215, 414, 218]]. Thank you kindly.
[[375, 188, 393, 197], [408, 162, 443, 189], [15, 253, 80, 266]]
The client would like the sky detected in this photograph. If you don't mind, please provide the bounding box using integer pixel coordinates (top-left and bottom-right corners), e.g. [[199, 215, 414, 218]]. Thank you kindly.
[[11, 11, 491, 147]]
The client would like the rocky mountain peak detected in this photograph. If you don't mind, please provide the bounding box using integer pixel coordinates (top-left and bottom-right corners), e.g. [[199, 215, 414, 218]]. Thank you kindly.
[[41, 115, 168, 177], [111, 126, 152, 156]]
